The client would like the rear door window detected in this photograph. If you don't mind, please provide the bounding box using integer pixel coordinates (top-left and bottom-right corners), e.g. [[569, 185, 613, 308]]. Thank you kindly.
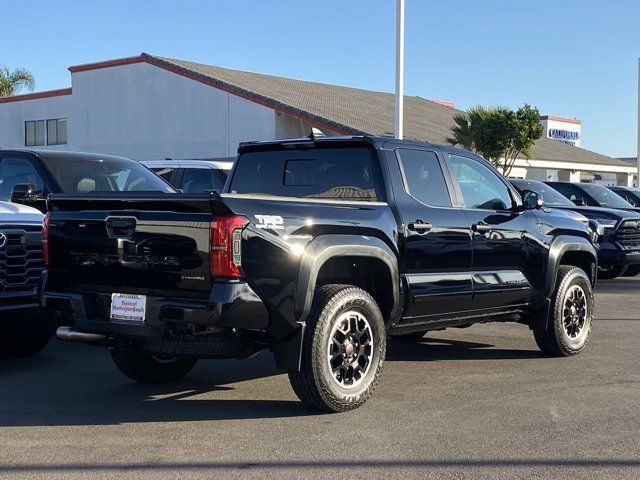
[[230, 147, 381, 201], [0, 157, 45, 201], [180, 168, 227, 193], [396, 149, 451, 207], [151, 167, 177, 184]]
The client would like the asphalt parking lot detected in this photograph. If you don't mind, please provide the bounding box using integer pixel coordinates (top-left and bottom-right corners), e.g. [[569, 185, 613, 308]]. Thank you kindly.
[[1, 278, 639, 480]]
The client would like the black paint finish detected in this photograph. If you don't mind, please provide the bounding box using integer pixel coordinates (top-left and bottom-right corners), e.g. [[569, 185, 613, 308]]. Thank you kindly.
[[42, 137, 597, 370]]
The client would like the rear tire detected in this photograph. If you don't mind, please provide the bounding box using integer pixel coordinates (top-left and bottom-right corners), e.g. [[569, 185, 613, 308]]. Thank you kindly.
[[534, 266, 593, 357], [111, 349, 198, 384], [288, 284, 386, 413], [598, 264, 627, 279]]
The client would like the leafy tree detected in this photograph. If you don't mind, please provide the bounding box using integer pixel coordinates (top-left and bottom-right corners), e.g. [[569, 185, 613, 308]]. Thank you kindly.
[[0, 67, 35, 97], [448, 104, 543, 176]]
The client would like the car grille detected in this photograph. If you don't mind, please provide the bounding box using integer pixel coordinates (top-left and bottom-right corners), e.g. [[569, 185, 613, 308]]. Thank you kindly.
[[615, 220, 640, 250], [0, 226, 43, 293]]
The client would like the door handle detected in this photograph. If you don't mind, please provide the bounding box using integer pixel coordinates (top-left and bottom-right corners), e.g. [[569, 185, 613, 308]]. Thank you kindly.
[[471, 222, 492, 233], [408, 220, 432, 233]]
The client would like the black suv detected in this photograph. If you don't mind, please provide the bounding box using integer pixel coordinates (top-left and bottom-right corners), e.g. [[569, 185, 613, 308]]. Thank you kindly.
[[43, 136, 598, 412], [513, 179, 640, 279], [547, 181, 640, 213]]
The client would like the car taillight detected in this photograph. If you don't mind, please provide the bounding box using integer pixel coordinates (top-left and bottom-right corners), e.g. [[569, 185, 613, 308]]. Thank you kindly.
[[210, 215, 248, 279], [42, 212, 51, 267]]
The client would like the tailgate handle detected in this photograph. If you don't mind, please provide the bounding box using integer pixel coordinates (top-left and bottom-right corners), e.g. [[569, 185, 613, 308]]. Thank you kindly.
[[106, 217, 137, 239]]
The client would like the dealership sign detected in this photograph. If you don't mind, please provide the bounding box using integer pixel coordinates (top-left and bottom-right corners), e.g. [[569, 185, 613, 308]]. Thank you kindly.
[[548, 128, 580, 146]]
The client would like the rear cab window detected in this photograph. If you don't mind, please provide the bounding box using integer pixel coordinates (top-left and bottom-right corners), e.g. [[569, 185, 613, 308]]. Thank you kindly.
[[229, 146, 383, 201]]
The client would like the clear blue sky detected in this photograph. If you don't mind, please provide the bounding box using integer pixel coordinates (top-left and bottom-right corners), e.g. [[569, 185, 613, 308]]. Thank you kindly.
[[2, 0, 639, 157]]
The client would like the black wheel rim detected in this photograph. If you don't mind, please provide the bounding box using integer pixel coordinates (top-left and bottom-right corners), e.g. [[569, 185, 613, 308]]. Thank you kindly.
[[327, 310, 374, 389], [562, 285, 588, 339]]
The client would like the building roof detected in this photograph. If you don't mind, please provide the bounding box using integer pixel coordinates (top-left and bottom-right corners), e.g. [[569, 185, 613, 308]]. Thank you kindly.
[[1, 53, 628, 169], [141, 54, 628, 169]]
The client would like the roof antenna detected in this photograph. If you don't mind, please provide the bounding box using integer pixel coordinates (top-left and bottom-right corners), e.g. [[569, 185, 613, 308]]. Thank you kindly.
[[308, 128, 326, 140]]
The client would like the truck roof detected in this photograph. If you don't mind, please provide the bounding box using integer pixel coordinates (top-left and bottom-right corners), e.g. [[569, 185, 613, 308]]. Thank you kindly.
[[0, 149, 135, 163], [237, 134, 480, 158]]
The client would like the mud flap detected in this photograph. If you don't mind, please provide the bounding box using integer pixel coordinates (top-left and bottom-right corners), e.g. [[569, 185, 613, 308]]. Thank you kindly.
[[272, 322, 305, 371], [528, 299, 551, 331]]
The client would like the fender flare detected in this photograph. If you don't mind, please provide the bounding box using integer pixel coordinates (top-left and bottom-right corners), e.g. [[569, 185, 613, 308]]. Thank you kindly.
[[546, 235, 597, 297], [294, 234, 401, 325]]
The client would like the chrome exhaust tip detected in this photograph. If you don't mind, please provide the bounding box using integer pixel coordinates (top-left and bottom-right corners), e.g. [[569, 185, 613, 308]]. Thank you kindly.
[[56, 326, 105, 344]]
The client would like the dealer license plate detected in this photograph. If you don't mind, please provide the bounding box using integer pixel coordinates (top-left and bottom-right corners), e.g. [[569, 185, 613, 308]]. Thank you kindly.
[[110, 294, 146, 323]]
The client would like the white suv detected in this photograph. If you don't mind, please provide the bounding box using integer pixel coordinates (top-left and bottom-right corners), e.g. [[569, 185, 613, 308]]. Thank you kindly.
[[143, 160, 233, 193], [0, 201, 53, 357]]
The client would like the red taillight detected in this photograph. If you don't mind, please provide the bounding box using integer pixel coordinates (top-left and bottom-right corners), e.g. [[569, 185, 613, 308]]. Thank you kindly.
[[42, 212, 51, 267], [210, 215, 248, 279]]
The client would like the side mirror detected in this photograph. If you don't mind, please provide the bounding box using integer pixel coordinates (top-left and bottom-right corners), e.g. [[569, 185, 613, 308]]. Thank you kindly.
[[523, 190, 543, 210], [11, 183, 37, 203]]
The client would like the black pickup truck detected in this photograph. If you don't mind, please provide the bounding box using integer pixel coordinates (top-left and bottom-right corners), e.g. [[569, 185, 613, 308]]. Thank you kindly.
[[43, 134, 598, 412], [511, 179, 640, 279]]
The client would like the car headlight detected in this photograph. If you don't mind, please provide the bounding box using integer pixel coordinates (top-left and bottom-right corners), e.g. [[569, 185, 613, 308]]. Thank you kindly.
[[589, 219, 617, 240]]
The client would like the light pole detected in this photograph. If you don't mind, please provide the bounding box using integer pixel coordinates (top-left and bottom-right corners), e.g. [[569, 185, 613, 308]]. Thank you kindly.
[[394, 0, 405, 140], [637, 58, 639, 186]]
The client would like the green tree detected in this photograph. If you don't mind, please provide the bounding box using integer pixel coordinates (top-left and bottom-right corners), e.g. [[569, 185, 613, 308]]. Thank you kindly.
[[448, 104, 543, 176], [0, 66, 35, 97]]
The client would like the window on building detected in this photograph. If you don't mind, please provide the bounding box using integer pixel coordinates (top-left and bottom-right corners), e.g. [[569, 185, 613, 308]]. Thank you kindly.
[[25, 120, 45, 147], [46, 118, 67, 145]]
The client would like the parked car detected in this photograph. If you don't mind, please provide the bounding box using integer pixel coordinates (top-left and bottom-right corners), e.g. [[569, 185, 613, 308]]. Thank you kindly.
[[43, 134, 597, 412], [546, 181, 640, 213], [512, 179, 640, 279], [143, 160, 233, 193], [0, 149, 175, 214], [607, 185, 640, 208], [0, 201, 52, 357]]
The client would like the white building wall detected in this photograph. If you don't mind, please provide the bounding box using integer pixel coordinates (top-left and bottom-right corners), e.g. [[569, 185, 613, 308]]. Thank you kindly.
[[0, 94, 73, 150], [0, 62, 277, 160], [70, 62, 275, 160]]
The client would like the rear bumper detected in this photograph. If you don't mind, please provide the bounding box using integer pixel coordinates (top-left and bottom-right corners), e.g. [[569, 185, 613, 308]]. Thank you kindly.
[[42, 280, 269, 341], [597, 242, 640, 267]]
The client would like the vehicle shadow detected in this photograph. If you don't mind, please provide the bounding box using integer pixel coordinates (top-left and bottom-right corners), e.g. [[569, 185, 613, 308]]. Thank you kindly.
[[0, 334, 543, 427], [0, 342, 315, 427], [387, 336, 544, 362]]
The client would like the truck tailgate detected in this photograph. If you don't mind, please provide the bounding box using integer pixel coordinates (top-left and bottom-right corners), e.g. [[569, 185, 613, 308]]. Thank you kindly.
[[46, 193, 230, 300]]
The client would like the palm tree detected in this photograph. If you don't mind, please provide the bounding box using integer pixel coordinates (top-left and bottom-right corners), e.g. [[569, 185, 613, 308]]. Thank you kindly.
[[447, 106, 489, 153], [0, 67, 35, 97]]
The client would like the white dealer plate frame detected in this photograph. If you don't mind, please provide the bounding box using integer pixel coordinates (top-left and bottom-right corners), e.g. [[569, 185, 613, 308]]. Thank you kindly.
[[110, 293, 146, 323]]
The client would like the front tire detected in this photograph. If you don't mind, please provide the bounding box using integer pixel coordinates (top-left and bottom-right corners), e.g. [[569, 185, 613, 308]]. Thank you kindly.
[[534, 266, 594, 356], [0, 313, 53, 358], [111, 349, 198, 384], [622, 264, 640, 277], [288, 284, 386, 413]]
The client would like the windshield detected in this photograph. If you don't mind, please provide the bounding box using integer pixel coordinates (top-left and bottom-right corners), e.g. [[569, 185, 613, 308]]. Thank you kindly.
[[511, 180, 575, 207], [40, 156, 175, 194], [579, 183, 633, 208]]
